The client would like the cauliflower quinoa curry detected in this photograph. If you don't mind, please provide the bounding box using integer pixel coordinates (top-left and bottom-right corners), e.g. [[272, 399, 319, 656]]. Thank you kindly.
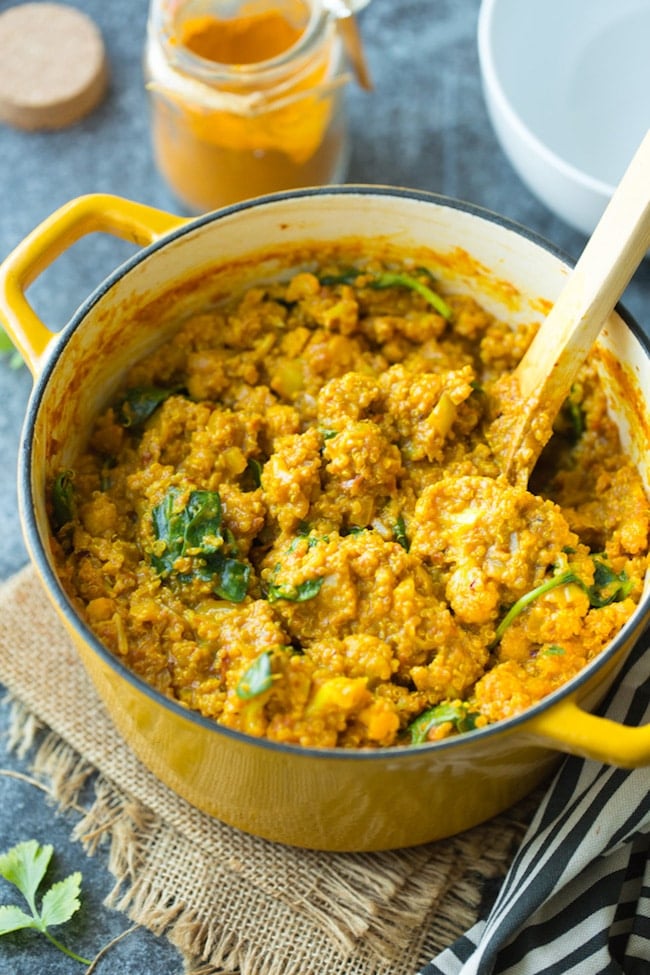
[[50, 256, 650, 748]]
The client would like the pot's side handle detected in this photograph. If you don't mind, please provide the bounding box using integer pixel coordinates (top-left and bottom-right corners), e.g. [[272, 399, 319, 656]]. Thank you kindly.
[[526, 697, 650, 768], [0, 194, 189, 375]]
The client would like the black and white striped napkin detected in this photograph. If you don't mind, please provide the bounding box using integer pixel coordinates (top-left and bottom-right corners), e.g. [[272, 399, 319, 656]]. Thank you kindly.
[[421, 633, 650, 975]]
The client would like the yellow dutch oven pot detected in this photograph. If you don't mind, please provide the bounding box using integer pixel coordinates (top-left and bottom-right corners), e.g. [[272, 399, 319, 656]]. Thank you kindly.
[[2, 188, 650, 852]]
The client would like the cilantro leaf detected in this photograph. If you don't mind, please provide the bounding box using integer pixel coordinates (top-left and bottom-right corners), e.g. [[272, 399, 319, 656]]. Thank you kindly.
[[0, 904, 39, 935], [0, 840, 52, 910], [40, 873, 83, 928]]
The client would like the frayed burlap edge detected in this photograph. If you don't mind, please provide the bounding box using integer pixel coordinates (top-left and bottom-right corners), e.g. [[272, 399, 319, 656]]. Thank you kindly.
[[3, 694, 536, 975]]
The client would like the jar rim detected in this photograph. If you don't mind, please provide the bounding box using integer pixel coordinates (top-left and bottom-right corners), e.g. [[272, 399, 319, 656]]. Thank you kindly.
[[153, 0, 334, 82]]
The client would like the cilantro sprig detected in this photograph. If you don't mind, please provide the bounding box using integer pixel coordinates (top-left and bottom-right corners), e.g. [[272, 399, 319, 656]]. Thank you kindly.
[[0, 840, 90, 965]]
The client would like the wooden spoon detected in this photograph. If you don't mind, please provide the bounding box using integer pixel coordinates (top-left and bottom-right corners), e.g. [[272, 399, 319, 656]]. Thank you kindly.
[[488, 128, 650, 485], [323, 0, 373, 90]]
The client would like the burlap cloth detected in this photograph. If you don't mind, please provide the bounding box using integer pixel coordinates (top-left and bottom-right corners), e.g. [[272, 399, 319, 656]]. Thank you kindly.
[[0, 566, 538, 974]]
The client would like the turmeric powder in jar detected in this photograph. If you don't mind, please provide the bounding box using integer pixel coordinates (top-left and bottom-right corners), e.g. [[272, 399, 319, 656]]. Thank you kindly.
[[144, 0, 352, 212]]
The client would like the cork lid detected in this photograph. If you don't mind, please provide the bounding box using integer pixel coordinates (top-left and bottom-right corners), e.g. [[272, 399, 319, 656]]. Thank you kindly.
[[0, 2, 108, 130]]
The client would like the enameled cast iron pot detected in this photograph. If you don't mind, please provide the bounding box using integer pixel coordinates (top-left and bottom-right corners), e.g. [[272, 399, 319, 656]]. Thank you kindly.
[[2, 188, 650, 852]]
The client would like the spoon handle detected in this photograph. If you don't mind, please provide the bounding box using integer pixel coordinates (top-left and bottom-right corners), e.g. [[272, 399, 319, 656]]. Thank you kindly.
[[497, 128, 650, 482]]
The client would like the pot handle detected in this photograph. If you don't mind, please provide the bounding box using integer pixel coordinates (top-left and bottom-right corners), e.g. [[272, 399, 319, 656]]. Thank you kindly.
[[525, 696, 650, 768], [0, 194, 188, 375]]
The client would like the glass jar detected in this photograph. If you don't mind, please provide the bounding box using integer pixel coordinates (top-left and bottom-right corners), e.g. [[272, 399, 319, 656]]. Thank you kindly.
[[144, 0, 353, 213]]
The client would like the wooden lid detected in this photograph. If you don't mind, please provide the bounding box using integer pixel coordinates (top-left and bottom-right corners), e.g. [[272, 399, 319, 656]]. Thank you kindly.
[[0, 2, 108, 130]]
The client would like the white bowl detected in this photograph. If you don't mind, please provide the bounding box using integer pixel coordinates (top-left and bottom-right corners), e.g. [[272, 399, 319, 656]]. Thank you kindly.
[[478, 0, 650, 235]]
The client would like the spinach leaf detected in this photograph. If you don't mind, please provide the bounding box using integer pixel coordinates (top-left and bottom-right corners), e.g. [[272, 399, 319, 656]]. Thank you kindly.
[[370, 271, 452, 320], [394, 514, 409, 551], [214, 556, 250, 602], [242, 457, 262, 491], [318, 268, 360, 286], [236, 652, 273, 700], [490, 555, 633, 648], [318, 267, 452, 320], [116, 385, 178, 428], [150, 487, 188, 575], [183, 490, 223, 553], [560, 384, 585, 442], [149, 487, 249, 601], [588, 558, 633, 607], [490, 569, 581, 647], [408, 702, 479, 745], [267, 577, 324, 603], [51, 471, 75, 533]]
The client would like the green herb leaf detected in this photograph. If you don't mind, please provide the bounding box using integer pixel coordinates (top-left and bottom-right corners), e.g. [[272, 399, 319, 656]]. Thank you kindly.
[[0, 839, 52, 908], [151, 488, 223, 574], [150, 488, 187, 575], [318, 267, 453, 320], [236, 652, 273, 699], [394, 514, 410, 551], [408, 702, 479, 745], [588, 558, 633, 608], [243, 457, 262, 490], [116, 385, 178, 428], [267, 577, 324, 603], [183, 490, 223, 554], [40, 873, 82, 928], [0, 904, 39, 935], [493, 557, 634, 647], [370, 271, 453, 320], [0, 841, 90, 965], [543, 645, 566, 656], [491, 569, 581, 647], [214, 556, 251, 603], [150, 488, 249, 601], [51, 471, 75, 533], [318, 268, 360, 286], [560, 384, 585, 443]]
